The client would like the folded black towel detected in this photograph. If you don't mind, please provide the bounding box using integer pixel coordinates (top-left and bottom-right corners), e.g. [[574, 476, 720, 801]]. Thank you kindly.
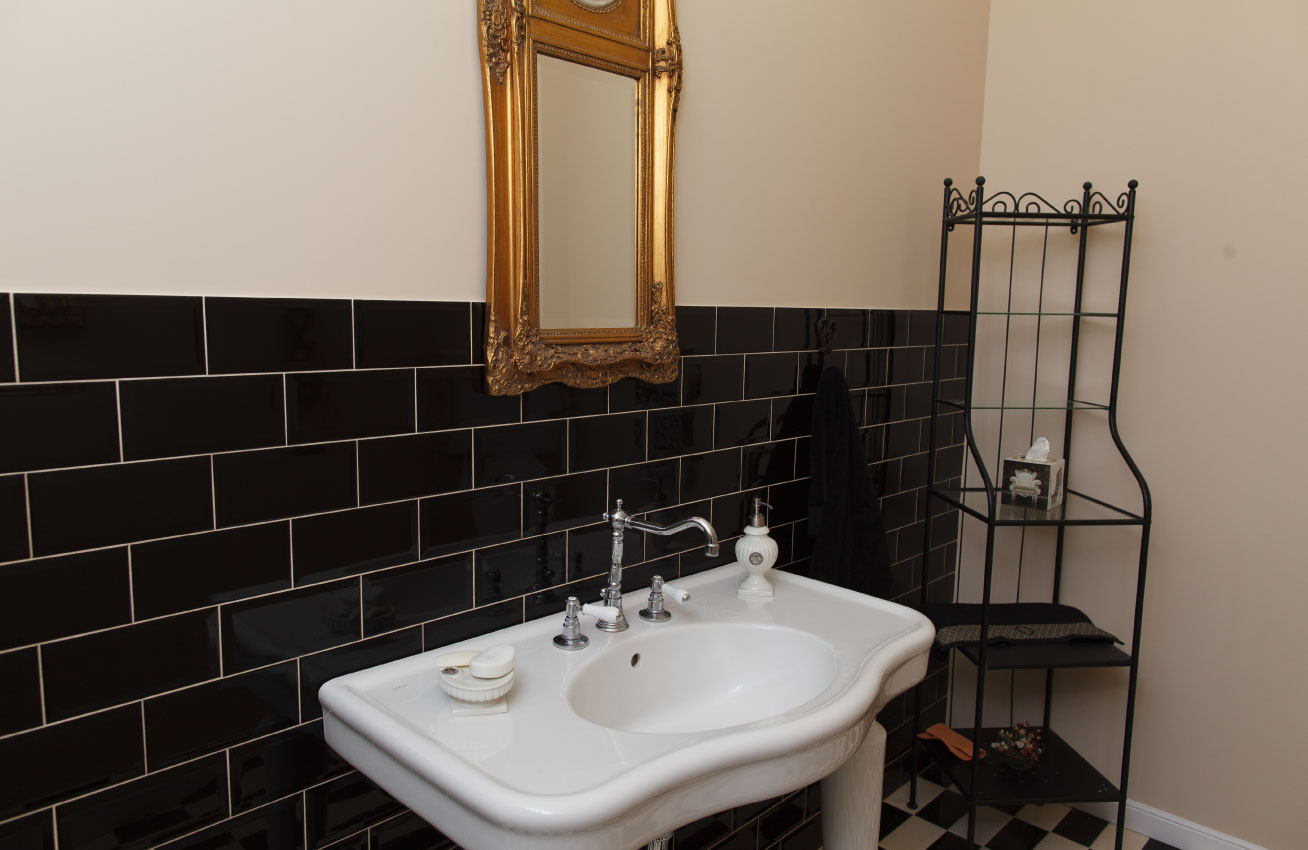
[[807, 365, 891, 598], [922, 602, 1121, 650]]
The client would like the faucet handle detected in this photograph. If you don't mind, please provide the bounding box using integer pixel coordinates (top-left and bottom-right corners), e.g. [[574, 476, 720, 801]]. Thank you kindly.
[[662, 582, 691, 603], [640, 575, 690, 622], [581, 602, 623, 625]]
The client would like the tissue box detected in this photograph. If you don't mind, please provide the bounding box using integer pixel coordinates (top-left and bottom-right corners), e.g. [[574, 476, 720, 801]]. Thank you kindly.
[[1000, 456, 1065, 510]]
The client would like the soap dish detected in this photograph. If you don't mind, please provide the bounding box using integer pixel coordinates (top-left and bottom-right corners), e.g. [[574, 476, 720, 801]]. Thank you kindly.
[[435, 645, 516, 717]]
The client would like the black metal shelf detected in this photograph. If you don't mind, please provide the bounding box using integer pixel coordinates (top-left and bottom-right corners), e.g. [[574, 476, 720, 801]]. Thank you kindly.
[[910, 178, 1152, 850], [929, 488, 1144, 526], [957, 642, 1132, 671], [920, 727, 1120, 806]]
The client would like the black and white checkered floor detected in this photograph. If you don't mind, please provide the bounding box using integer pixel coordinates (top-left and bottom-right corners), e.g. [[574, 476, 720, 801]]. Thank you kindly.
[[876, 777, 1180, 850]]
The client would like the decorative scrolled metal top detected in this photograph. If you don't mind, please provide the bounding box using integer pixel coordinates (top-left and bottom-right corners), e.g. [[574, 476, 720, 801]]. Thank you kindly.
[[942, 177, 1136, 224]]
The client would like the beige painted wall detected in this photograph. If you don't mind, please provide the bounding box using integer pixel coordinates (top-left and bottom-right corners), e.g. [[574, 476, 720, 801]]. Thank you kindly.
[[971, 2, 1308, 847], [0, 0, 988, 308]]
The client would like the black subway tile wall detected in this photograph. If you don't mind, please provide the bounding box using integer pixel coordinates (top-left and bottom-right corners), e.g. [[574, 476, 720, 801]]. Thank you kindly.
[[0, 294, 960, 849]]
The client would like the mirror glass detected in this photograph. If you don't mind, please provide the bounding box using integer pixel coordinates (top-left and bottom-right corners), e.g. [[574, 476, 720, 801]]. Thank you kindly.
[[536, 55, 638, 330]]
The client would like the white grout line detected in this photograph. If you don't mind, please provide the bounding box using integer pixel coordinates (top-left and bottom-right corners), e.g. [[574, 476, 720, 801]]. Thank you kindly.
[[140, 701, 149, 772], [200, 297, 211, 375], [35, 644, 47, 725], [21, 473, 33, 560], [114, 381, 125, 462], [8, 293, 20, 382]]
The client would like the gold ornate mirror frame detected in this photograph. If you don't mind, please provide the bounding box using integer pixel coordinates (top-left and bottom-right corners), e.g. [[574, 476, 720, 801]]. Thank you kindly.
[[478, 0, 681, 395]]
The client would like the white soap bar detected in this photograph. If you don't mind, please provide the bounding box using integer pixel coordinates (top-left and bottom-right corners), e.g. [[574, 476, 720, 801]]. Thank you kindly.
[[469, 645, 515, 679]]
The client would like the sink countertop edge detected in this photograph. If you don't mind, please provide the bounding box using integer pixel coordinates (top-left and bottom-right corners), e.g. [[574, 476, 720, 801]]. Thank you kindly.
[[319, 564, 935, 835]]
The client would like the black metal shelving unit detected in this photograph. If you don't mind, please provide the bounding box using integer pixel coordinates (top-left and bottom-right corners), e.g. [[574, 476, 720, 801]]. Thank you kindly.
[[909, 178, 1152, 850]]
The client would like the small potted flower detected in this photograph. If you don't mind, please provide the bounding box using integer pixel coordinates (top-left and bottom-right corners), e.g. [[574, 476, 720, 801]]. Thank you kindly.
[[990, 723, 1044, 772]]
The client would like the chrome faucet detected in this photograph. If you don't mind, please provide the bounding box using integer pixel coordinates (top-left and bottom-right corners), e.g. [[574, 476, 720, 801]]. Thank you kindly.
[[599, 499, 719, 632]]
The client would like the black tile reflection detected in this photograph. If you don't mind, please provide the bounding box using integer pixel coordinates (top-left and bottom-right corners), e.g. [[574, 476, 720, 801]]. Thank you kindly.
[[743, 441, 796, 487], [775, 308, 867, 351], [132, 523, 290, 619], [42, 609, 220, 722], [795, 436, 811, 479], [416, 366, 518, 430], [523, 382, 607, 421], [144, 661, 298, 770], [942, 311, 971, 345], [28, 456, 213, 556], [675, 810, 731, 850], [904, 382, 932, 420], [889, 346, 925, 384], [354, 300, 470, 368], [643, 499, 712, 559], [0, 474, 27, 562], [870, 309, 911, 347], [0, 296, 13, 383], [676, 306, 716, 355], [759, 793, 805, 843], [418, 484, 519, 559], [213, 442, 357, 527], [568, 412, 645, 471], [304, 772, 403, 850], [121, 375, 284, 460], [286, 369, 414, 443], [423, 599, 521, 650], [609, 459, 678, 513], [362, 554, 473, 636], [299, 628, 423, 720], [0, 648, 41, 736], [358, 430, 471, 504], [609, 376, 679, 411], [293, 502, 418, 586], [473, 420, 566, 485], [681, 448, 741, 502], [222, 578, 361, 674], [714, 399, 771, 448], [523, 472, 606, 534], [370, 811, 456, 850], [744, 353, 796, 398], [782, 816, 822, 850], [15, 294, 204, 381], [713, 489, 766, 533], [474, 533, 565, 606], [772, 394, 814, 440], [0, 810, 53, 850], [864, 425, 886, 462], [566, 521, 640, 581], [157, 795, 303, 850], [680, 534, 738, 576], [682, 355, 743, 405], [648, 406, 712, 459], [0, 548, 129, 650], [846, 349, 888, 388], [0, 382, 119, 473], [229, 720, 348, 814], [715, 307, 773, 353], [322, 833, 367, 850], [886, 419, 920, 458], [206, 297, 352, 374], [471, 302, 487, 364], [908, 309, 938, 346], [55, 753, 227, 850], [768, 478, 810, 525], [0, 705, 143, 819]]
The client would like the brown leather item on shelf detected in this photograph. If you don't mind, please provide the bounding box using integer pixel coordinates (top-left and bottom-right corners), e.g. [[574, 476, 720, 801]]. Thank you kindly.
[[917, 723, 985, 760]]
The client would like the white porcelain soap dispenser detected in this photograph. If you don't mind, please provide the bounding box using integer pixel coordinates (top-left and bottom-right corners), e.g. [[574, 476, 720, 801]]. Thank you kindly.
[[736, 497, 778, 598]]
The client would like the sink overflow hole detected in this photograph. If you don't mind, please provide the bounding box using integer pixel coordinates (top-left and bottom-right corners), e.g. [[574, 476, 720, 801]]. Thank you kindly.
[[630, 653, 641, 668]]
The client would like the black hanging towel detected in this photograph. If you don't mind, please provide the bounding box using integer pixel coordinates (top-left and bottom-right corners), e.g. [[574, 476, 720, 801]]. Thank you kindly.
[[807, 365, 892, 598]]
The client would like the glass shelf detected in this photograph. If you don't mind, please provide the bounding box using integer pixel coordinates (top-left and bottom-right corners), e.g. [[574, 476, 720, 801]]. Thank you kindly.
[[929, 488, 1145, 526], [935, 398, 1109, 411]]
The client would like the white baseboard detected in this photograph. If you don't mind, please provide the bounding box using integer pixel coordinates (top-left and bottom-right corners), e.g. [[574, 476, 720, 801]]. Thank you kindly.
[[1076, 800, 1269, 850]]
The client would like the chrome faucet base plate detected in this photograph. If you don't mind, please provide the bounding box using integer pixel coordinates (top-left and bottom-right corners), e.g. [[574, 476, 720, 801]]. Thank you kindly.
[[553, 633, 590, 650], [639, 608, 671, 622], [594, 618, 629, 632]]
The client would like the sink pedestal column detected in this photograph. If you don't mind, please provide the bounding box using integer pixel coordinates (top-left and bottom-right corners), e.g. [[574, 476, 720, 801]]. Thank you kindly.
[[820, 720, 885, 849]]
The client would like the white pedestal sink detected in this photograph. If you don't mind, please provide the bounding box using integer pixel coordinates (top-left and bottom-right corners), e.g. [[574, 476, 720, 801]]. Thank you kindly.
[[320, 563, 933, 850]]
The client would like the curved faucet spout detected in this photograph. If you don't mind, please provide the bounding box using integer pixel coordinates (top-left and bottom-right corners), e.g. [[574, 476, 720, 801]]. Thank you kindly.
[[622, 515, 719, 556]]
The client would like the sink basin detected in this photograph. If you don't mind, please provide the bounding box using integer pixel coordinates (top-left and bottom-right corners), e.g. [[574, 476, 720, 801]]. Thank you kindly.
[[320, 563, 933, 850], [569, 623, 837, 734]]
